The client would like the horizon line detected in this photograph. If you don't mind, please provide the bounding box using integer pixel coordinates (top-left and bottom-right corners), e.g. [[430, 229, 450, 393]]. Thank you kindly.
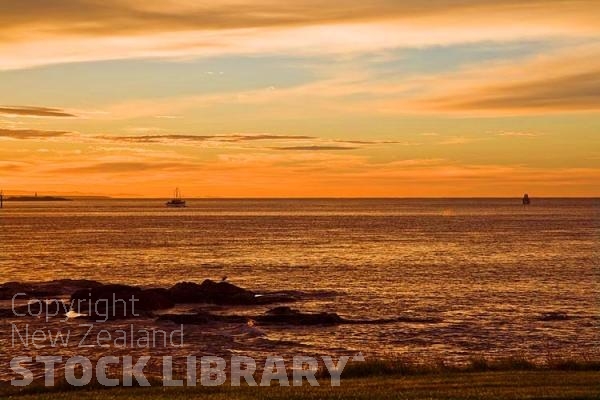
[[5, 195, 599, 200]]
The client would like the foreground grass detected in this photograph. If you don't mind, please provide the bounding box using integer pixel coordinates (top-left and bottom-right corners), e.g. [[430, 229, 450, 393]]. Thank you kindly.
[[4, 371, 600, 400]]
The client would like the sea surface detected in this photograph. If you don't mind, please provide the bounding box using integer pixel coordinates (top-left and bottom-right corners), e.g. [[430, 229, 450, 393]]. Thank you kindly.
[[0, 198, 598, 379]]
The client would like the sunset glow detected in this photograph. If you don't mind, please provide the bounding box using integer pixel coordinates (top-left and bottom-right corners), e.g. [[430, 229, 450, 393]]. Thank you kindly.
[[1, 1, 599, 197]]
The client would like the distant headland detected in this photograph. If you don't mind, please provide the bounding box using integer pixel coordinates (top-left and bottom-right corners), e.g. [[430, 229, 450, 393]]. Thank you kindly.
[[5, 195, 72, 201]]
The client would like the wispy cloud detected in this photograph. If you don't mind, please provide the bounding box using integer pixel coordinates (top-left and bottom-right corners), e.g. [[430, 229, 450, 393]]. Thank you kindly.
[[0, 161, 30, 172], [225, 134, 315, 142], [87, 43, 600, 122], [2, 1, 598, 40], [271, 145, 358, 151], [497, 131, 541, 137], [437, 136, 482, 145], [1, 1, 598, 69], [0, 128, 71, 139], [49, 161, 194, 174], [97, 133, 416, 150], [427, 71, 600, 114], [98, 133, 315, 143], [333, 139, 419, 146], [400, 45, 600, 115], [154, 115, 181, 119], [0, 106, 76, 118]]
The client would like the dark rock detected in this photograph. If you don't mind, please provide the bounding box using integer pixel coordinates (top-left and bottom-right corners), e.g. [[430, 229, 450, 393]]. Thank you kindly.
[[70, 284, 173, 315], [157, 311, 246, 325], [38, 279, 104, 296], [264, 306, 298, 315], [0, 282, 30, 300], [166, 282, 202, 303], [138, 288, 175, 310], [254, 292, 297, 304], [0, 279, 103, 300], [158, 307, 345, 326], [157, 307, 442, 327], [256, 308, 344, 325], [71, 284, 140, 309], [0, 300, 70, 319], [386, 316, 443, 323], [168, 279, 256, 305], [540, 312, 569, 321], [73, 306, 155, 321]]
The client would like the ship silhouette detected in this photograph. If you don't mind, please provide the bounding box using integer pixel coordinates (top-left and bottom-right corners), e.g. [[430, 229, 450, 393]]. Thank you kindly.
[[166, 188, 186, 208]]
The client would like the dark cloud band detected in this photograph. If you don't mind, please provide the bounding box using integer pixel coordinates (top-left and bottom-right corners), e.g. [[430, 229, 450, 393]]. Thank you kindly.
[[0, 128, 70, 139], [0, 106, 76, 118]]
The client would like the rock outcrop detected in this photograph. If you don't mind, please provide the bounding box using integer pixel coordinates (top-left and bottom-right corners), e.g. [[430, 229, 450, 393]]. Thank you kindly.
[[167, 280, 257, 305], [159, 307, 345, 326], [70, 283, 174, 314], [0, 279, 103, 300], [158, 306, 442, 326]]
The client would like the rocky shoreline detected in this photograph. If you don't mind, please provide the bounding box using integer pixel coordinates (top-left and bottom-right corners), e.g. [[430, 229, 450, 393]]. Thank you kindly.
[[0, 279, 442, 326]]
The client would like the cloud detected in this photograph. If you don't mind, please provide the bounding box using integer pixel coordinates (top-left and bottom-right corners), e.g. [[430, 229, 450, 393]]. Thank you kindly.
[[154, 115, 181, 119], [99, 133, 315, 143], [0, 128, 71, 139], [399, 45, 600, 115], [49, 161, 193, 174], [428, 70, 600, 113], [0, 106, 76, 118], [0, 161, 29, 172], [4, 144, 599, 196], [91, 43, 600, 121], [1, 129, 419, 151], [225, 134, 315, 142], [333, 139, 418, 145], [2, 1, 594, 38], [436, 136, 483, 145], [271, 145, 358, 151], [96, 132, 424, 151], [497, 131, 541, 137], [98, 134, 214, 143], [0, 1, 599, 69]]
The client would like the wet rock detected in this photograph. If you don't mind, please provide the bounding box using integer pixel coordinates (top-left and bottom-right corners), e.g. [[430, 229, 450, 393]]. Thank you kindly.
[[33, 279, 104, 297], [70, 284, 173, 314], [264, 306, 297, 315], [0, 300, 70, 319], [159, 307, 345, 326], [256, 308, 344, 325], [387, 315, 443, 323], [139, 288, 175, 310], [71, 284, 140, 311], [168, 280, 256, 305], [0, 282, 30, 300], [73, 306, 155, 321], [158, 306, 442, 327], [157, 311, 246, 325], [254, 292, 297, 304], [539, 312, 569, 321], [0, 279, 103, 300]]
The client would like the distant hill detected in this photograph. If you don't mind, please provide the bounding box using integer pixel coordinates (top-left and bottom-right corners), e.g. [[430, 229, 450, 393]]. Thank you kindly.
[[5, 196, 72, 201], [62, 196, 111, 199]]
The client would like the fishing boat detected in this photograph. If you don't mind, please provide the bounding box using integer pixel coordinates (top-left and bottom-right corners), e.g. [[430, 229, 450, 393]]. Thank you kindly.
[[166, 188, 186, 208]]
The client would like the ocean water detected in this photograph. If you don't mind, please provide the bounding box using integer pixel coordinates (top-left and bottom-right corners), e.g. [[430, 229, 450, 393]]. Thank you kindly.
[[0, 198, 599, 373]]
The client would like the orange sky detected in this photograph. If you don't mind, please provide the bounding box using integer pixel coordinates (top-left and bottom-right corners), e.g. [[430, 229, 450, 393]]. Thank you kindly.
[[0, 1, 599, 197]]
